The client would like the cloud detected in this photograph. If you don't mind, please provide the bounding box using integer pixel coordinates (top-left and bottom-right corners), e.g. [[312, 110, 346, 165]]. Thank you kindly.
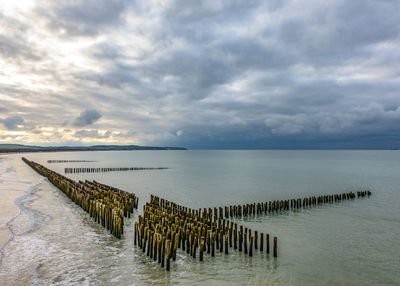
[[1, 115, 25, 130], [0, 35, 42, 61], [35, 0, 129, 36], [72, 109, 102, 127], [0, 0, 400, 148]]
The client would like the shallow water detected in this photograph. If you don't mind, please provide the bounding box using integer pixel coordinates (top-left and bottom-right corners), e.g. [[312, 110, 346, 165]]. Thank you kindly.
[[0, 150, 399, 285]]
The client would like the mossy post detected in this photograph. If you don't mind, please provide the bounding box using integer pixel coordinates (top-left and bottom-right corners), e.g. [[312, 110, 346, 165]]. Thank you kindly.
[[207, 230, 211, 254], [153, 234, 158, 261], [173, 233, 179, 261], [166, 239, 171, 271], [161, 236, 166, 268], [200, 237, 204, 261]]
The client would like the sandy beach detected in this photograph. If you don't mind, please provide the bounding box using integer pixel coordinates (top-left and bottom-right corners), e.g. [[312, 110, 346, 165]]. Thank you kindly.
[[0, 155, 33, 252], [0, 190, 20, 248]]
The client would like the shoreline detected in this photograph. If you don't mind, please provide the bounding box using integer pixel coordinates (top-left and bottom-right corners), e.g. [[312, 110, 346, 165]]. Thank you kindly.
[[0, 154, 40, 255], [0, 149, 187, 155], [0, 158, 21, 251], [0, 190, 20, 251]]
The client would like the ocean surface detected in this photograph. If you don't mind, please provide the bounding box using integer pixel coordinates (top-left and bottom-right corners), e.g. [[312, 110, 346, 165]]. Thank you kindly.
[[0, 150, 399, 285]]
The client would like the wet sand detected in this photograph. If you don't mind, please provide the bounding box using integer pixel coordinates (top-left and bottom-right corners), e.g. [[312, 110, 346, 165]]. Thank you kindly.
[[0, 190, 20, 248], [0, 155, 32, 251]]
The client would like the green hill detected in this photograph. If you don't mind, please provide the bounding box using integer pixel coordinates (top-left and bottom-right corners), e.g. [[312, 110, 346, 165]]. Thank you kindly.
[[0, 144, 186, 153]]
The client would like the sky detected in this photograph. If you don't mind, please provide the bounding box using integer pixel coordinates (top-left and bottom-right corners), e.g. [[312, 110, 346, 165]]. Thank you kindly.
[[0, 0, 399, 149]]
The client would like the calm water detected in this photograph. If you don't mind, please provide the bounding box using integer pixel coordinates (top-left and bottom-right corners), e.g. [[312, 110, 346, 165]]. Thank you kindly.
[[0, 150, 399, 285]]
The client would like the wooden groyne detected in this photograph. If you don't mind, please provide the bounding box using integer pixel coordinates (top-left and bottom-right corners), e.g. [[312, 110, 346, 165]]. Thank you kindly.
[[22, 158, 138, 238], [133, 190, 372, 271], [23, 156, 374, 273], [134, 195, 277, 271], [207, 191, 371, 219], [47, 160, 95, 163], [65, 167, 168, 174]]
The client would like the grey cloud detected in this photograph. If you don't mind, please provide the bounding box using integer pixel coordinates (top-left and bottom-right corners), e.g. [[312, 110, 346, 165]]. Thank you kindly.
[[75, 129, 111, 138], [72, 109, 102, 127], [217, 38, 294, 71], [275, 1, 400, 65], [0, 35, 42, 61], [1, 0, 400, 149], [36, 0, 129, 36], [156, 50, 233, 93], [1, 115, 25, 130]]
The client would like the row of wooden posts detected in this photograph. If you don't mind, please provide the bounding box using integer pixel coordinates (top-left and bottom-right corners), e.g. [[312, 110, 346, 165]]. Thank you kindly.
[[357, 191, 371, 198], [22, 158, 139, 238], [134, 195, 278, 271], [207, 190, 371, 219], [64, 167, 168, 174], [47, 160, 95, 163], [23, 157, 373, 273]]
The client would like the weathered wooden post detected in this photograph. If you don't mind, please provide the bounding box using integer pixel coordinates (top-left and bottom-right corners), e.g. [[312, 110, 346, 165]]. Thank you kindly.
[[255, 230, 258, 250], [244, 232, 248, 254], [249, 236, 253, 257], [166, 239, 171, 271]]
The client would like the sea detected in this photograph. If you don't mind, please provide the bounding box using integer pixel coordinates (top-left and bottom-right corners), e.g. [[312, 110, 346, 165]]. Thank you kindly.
[[0, 150, 399, 286]]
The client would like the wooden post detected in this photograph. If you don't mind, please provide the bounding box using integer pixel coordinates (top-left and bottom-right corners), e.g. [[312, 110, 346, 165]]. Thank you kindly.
[[200, 237, 204, 261], [207, 230, 211, 254], [266, 234, 270, 254], [249, 236, 253, 257], [234, 228, 237, 250], [153, 234, 158, 261], [239, 231, 243, 252], [244, 232, 248, 254], [225, 233, 228, 254], [193, 234, 197, 259], [220, 230, 223, 253], [143, 227, 147, 253], [255, 230, 258, 250], [173, 233, 179, 261], [273, 236, 277, 258], [229, 227, 232, 248], [161, 236, 165, 268], [211, 232, 215, 257], [134, 222, 137, 245], [166, 239, 171, 271], [158, 235, 162, 264], [149, 231, 153, 257]]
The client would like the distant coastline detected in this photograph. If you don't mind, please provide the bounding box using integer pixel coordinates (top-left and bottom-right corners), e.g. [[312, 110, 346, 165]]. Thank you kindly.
[[0, 144, 187, 154]]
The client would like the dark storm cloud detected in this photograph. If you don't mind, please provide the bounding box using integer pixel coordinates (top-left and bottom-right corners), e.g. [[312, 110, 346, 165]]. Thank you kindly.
[[1, 0, 400, 148], [72, 109, 102, 127]]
